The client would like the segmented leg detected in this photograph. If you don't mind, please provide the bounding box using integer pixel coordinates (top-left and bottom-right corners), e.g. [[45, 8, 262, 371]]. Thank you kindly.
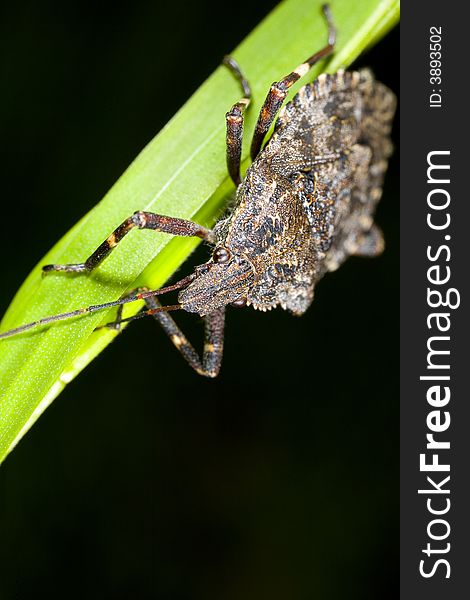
[[43, 211, 215, 273], [250, 4, 336, 160], [223, 56, 252, 186], [103, 289, 225, 378], [103, 287, 149, 332]]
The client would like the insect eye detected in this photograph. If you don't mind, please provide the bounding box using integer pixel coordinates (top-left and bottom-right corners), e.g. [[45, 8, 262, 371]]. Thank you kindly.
[[213, 247, 231, 264], [231, 297, 247, 308]]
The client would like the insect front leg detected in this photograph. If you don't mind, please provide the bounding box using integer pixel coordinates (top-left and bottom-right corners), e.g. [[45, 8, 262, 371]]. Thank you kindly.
[[223, 56, 252, 186], [103, 291, 225, 378], [250, 3, 336, 160], [149, 297, 225, 377], [42, 212, 215, 274]]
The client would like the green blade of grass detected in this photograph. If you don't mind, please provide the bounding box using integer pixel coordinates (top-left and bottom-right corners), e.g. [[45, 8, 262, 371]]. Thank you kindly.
[[0, 0, 399, 463]]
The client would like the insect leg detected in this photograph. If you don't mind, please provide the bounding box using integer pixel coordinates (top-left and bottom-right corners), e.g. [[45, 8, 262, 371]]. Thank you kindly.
[[149, 298, 225, 377], [103, 291, 225, 378], [250, 3, 336, 160], [100, 287, 150, 332], [223, 56, 252, 186], [43, 212, 215, 273]]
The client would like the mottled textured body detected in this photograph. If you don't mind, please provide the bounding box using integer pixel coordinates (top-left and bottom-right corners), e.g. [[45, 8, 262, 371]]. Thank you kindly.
[[3, 7, 397, 377], [211, 69, 396, 315]]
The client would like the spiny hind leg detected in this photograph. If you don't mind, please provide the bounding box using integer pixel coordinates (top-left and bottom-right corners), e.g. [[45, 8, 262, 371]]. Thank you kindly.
[[43, 212, 214, 274]]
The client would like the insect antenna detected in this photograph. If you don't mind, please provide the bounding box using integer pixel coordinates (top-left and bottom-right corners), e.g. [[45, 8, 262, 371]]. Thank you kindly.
[[96, 303, 182, 331], [0, 274, 194, 340]]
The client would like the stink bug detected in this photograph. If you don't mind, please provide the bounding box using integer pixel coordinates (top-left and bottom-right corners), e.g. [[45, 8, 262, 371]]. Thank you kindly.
[[0, 5, 396, 378]]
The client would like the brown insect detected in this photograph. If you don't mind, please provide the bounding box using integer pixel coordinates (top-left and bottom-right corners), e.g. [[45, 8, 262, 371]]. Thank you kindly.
[[0, 5, 396, 377]]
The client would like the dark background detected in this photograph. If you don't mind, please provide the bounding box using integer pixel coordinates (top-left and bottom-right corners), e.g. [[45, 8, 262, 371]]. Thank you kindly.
[[0, 2, 399, 599]]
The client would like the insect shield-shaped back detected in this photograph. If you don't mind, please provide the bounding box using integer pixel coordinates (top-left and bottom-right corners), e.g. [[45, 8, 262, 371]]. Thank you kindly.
[[178, 247, 255, 315]]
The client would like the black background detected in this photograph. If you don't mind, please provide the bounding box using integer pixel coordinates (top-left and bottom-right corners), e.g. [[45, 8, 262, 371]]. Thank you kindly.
[[0, 2, 399, 598]]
